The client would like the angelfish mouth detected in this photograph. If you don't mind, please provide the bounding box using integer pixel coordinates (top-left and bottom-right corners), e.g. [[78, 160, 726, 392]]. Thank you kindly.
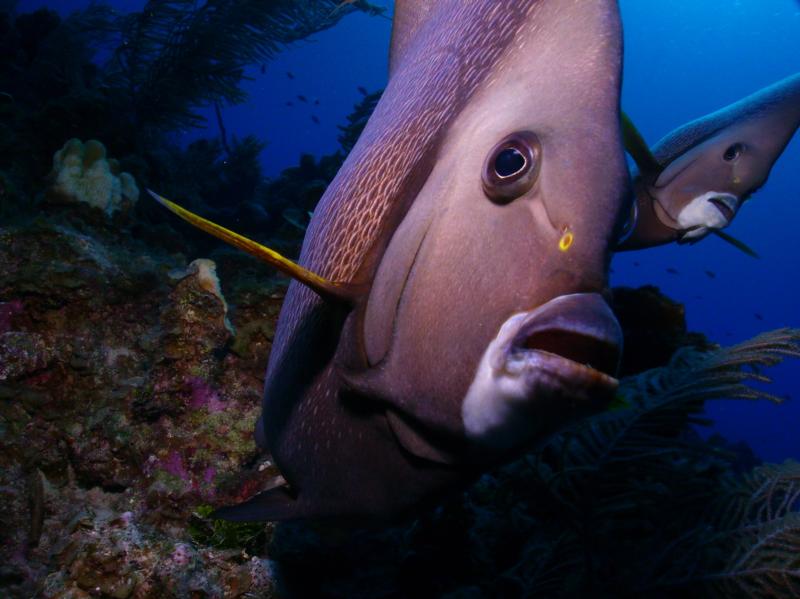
[[462, 293, 623, 448], [708, 195, 737, 223], [507, 293, 622, 393]]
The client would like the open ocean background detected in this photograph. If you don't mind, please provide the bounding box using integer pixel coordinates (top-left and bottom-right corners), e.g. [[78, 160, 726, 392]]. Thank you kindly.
[[18, 0, 800, 462]]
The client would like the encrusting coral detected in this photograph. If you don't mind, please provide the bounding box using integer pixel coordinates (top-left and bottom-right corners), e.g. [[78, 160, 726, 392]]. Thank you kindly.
[[47, 138, 139, 216]]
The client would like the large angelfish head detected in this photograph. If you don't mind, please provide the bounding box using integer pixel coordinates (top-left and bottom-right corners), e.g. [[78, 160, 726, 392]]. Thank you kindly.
[[151, 0, 630, 467], [648, 73, 800, 242], [356, 0, 630, 456]]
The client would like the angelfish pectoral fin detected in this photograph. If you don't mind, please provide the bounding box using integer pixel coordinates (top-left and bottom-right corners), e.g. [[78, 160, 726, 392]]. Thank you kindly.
[[711, 229, 760, 259], [621, 111, 662, 176], [148, 190, 360, 303], [211, 486, 299, 522], [386, 410, 461, 465]]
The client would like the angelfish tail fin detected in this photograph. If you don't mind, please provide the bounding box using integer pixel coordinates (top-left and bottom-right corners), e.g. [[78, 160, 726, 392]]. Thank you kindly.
[[211, 486, 301, 522]]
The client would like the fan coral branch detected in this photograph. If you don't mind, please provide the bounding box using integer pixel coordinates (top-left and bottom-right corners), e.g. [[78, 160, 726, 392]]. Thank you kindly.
[[103, 0, 386, 135]]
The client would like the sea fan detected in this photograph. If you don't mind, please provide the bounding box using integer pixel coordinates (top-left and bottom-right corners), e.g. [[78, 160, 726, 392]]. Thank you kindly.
[[104, 0, 386, 135], [523, 328, 800, 596], [705, 462, 800, 597], [337, 89, 382, 154], [535, 329, 798, 500], [643, 461, 800, 598]]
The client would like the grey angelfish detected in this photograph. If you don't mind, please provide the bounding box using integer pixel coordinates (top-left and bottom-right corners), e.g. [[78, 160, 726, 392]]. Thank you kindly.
[[618, 73, 800, 257], [150, 0, 630, 521]]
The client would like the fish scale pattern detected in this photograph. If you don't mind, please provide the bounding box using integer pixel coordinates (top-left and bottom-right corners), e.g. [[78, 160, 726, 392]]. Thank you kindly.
[[305, 0, 540, 284], [270, 0, 543, 363]]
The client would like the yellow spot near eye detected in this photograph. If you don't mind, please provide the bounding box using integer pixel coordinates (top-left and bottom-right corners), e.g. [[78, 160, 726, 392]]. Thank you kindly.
[[733, 176, 742, 185], [559, 230, 574, 252]]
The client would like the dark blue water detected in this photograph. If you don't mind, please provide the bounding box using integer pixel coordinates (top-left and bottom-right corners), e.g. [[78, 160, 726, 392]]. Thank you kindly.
[[617, 1, 800, 463], [18, 0, 800, 462]]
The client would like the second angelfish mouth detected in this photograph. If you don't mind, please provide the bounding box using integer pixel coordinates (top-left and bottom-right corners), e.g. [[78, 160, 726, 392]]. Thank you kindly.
[[708, 195, 737, 223]]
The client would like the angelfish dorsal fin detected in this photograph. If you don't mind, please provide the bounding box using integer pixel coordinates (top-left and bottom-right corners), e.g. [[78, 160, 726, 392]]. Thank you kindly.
[[621, 111, 662, 176], [148, 190, 359, 303], [389, 1, 435, 78]]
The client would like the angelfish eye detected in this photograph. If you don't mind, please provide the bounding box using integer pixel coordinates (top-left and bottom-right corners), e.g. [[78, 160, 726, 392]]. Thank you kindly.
[[494, 147, 527, 178], [482, 131, 541, 203], [723, 143, 744, 162]]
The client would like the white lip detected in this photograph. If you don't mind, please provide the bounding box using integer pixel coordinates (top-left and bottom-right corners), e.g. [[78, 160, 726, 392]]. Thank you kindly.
[[708, 194, 738, 221], [462, 293, 621, 450], [677, 191, 739, 238]]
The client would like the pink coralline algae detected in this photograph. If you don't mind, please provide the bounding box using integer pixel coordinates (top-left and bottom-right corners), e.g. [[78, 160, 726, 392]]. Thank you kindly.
[[161, 451, 191, 481], [0, 300, 23, 334], [187, 376, 228, 413], [154, 453, 218, 499], [203, 467, 216, 485], [0, 214, 279, 596], [193, 467, 219, 500]]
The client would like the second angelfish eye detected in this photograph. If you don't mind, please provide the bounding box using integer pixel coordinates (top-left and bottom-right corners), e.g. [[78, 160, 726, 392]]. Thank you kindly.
[[723, 143, 744, 162]]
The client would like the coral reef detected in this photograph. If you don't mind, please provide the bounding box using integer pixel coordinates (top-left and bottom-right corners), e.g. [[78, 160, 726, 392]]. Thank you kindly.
[[2, 191, 800, 597], [0, 213, 285, 597], [47, 139, 140, 216], [36, 481, 277, 599], [3, 4, 798, 596]]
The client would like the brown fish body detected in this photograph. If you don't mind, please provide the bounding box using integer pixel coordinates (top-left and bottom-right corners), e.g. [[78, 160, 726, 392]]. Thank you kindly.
[[217, 0, 630, 522]]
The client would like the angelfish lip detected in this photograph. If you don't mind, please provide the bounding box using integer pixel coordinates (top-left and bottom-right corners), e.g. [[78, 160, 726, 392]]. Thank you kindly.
[[507, 293, 623, 391], [461, 293, 623, 448], [709, 196, 737, 223]]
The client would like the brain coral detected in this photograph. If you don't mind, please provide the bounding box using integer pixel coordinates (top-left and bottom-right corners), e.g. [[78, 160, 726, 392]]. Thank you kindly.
[[48, 138, 139, 215]]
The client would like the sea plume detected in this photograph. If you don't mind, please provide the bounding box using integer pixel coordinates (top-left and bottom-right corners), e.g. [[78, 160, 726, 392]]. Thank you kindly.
[[642, 460, 800, 598], [105, 0, 387, 134], [518, 328, 800, 596], [704, 462, 800, 597], [536, 329, 799, 494]]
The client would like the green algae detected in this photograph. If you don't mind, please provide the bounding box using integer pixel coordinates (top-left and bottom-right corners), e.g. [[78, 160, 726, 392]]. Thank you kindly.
[[189, 505, 267, 555]]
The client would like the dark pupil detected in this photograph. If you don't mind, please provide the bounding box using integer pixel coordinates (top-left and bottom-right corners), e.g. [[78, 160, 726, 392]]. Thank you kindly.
[[723, 143, 742, 161], [495, 147, 526, 177]]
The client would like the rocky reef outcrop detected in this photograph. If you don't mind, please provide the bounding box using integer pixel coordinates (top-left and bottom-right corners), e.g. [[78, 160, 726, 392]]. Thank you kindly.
[[0, 209, 287, 597]]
